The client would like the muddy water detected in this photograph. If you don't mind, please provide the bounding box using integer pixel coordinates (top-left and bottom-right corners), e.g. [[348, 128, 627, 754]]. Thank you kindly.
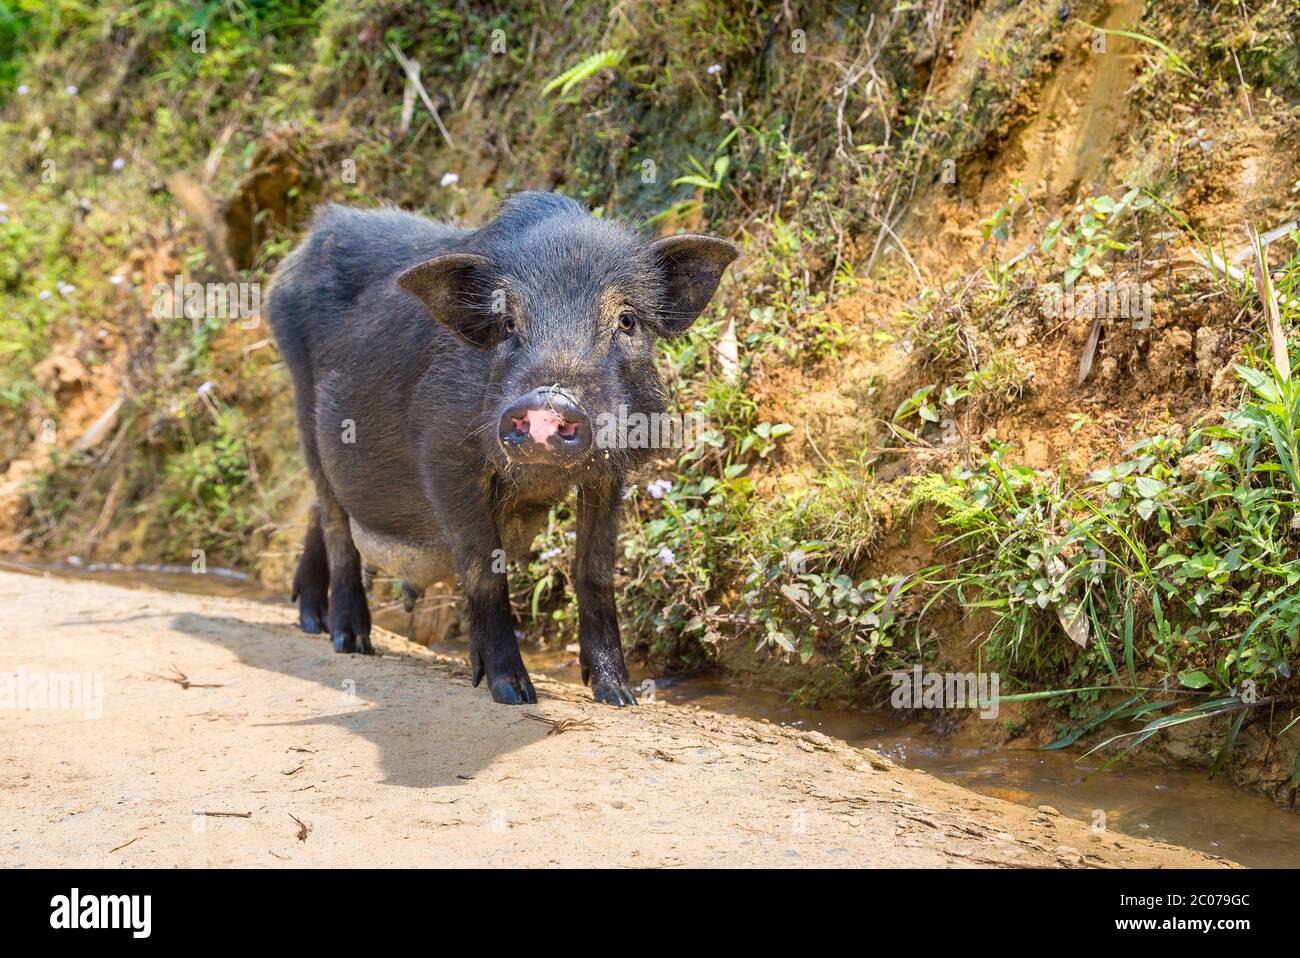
[[8, 557, 1298, 868]]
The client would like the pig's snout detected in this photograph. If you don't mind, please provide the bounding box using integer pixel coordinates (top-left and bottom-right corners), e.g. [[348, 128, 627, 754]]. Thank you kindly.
[[498, 386, 592, 464]]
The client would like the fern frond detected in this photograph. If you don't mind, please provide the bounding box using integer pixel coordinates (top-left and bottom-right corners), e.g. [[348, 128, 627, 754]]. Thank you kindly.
[[542, 48, 627, 97]]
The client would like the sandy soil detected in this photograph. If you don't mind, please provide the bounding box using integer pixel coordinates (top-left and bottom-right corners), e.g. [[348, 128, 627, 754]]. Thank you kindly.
[[0, 570, 1234, 868]]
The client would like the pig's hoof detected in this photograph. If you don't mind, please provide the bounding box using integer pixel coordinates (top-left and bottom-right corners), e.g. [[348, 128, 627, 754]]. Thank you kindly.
[[472, 651, 536, 704], [592, 680, 638, 707], [488, 676, 537, 705], [328, 586, 372, 655], [296, 587, 328, 634], [332, 630, 373, 655]]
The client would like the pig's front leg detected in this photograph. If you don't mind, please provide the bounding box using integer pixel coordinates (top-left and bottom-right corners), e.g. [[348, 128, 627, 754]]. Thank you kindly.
[[440, 473, 536, 705], [575, 476, 636, 706]]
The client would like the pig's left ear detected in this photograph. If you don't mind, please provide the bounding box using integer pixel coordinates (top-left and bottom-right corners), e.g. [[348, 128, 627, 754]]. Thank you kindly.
[[649, 234, 739, 337], [396, 253, 499, 350]]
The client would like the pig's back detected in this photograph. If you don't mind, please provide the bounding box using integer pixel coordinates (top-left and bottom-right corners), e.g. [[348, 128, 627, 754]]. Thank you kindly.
[[268, 204, 467, 367], [305, 204, 464, 306], [269, 205, 484, 544]]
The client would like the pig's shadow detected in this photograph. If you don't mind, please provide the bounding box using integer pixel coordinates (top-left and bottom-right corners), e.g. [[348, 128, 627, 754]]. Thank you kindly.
[[169, 611, 551, 789]]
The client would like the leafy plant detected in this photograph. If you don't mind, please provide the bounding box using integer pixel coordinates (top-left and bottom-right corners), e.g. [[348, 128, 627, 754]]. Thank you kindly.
[[915, 347, 1300, 772], [541, 47, 626, 97], [672, 154, 730, 191], [1042, 188, 1153, 286]]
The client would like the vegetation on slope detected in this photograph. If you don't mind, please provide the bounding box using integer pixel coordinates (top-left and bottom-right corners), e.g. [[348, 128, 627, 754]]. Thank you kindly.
[[2, 0, 1299, 795]]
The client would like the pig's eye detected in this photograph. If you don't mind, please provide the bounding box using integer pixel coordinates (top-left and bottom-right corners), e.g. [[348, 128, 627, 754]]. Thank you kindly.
[[503, 317, 517, 337], [617, 310, 637, 334]]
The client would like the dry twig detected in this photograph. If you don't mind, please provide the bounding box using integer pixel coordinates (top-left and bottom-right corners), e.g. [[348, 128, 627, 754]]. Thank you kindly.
[[522, 713, 595, 736], [147, 664, 224, 690]]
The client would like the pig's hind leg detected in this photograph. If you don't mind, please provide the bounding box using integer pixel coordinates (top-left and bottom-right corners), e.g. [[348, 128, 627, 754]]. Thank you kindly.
[[290, 501, 329, 634], [289, 375, 372, 654], [316, 483, 373, 655]]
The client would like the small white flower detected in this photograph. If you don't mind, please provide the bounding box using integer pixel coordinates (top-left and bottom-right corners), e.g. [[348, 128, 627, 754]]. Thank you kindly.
[[657, 547, 675, 566], [112, 157, 125, 171], [16, 84, 29, 96], [196, 380, 215, 397], [707, 64, 722, 75], [38, 290, 52, 300], [0, 203, 8, 213], [440, 172, 459, 187], [622, 485, 637, 500], [108, 275, 124, 286], [647, 478, 673, 499], [65, 84, 78, 95]]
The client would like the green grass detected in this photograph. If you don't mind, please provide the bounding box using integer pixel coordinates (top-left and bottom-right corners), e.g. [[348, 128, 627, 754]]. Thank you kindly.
[[912, 342, 1300, 770]]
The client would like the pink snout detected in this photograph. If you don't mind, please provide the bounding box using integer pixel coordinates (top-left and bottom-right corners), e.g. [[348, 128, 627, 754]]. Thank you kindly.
[[512, 408, 579, 445], [498, 387, 591, 464]]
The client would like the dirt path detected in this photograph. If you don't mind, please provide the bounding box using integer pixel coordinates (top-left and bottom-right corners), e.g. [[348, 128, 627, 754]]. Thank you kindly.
[[0, 570, 1234, 868]]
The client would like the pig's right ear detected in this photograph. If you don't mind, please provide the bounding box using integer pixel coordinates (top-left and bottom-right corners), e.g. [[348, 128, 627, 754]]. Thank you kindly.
[[648, 234, 739, 338], [396, 253, 499, 350]]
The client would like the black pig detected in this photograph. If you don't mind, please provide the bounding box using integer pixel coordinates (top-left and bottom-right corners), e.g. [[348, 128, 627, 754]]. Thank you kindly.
[[267, 192, 737, 705]]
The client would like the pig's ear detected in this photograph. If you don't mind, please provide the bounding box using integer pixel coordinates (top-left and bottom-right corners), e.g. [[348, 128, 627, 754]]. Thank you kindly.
[[396, 253, 499, 350], [649, 234, 739, 337]]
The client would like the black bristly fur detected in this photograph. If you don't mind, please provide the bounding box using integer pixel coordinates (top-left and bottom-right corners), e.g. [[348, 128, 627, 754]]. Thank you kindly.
[[268, 191, 737, 706]]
